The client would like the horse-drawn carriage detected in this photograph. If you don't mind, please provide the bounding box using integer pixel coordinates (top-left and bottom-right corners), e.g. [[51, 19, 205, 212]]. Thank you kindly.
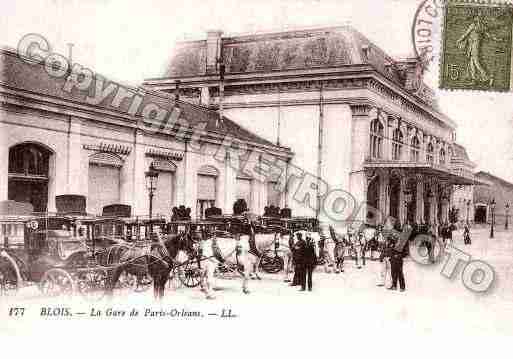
[[0, 211, 107, 299]]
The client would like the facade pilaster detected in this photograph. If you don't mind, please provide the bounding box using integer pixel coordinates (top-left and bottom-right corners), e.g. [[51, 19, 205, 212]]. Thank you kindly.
[[416, 173, 424, 223]]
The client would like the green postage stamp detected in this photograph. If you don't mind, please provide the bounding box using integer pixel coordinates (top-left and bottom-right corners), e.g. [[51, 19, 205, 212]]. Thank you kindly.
[[440, 1, 513, 91]]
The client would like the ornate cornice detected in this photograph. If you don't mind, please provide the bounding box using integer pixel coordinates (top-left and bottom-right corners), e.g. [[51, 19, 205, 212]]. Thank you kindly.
[[349, 104, 373, 117], [83, 142, 131, 155], [145, 149, 184, 161]]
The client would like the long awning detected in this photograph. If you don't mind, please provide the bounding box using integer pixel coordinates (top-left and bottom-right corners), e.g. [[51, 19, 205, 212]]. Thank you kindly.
[[363, 161, 488, 186]]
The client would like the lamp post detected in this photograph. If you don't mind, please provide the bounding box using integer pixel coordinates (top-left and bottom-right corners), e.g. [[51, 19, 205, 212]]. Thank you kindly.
[[490, 198, 496, 238], [145, 166, 159, 219], [506, 203, 510, 230]]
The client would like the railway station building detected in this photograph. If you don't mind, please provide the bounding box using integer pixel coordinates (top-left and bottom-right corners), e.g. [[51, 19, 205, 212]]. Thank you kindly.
[[0, 47, 292, 219], [1, 25, 481, 226], [143, 26, 479, 225]]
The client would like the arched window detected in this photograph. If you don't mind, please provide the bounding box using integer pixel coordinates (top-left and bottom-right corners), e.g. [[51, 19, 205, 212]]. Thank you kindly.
[[8, 143, 51, 177], [392, 128, 403, 161], [426, 142, 434, 164], [410, 136, 420, 162], [369, 119, 384, 159], [439, 148, 446, 165]]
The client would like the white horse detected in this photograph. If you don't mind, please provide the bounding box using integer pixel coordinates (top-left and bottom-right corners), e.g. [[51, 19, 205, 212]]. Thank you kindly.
[[198, 232, 253, 299]]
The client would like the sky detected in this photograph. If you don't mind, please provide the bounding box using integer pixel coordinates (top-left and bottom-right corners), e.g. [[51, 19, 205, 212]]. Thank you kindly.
[[1, 0, 512, 181]]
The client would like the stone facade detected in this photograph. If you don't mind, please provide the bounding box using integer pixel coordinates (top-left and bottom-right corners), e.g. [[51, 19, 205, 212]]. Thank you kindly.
[[473, 171, 513, 225], [144, 26, 478, 227], [0, 48, 292, 219]]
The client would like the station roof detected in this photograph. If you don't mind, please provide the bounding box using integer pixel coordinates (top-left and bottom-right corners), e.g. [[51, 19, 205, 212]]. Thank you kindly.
[[0, 48, 289, 152], [162, 26, 403, 83]]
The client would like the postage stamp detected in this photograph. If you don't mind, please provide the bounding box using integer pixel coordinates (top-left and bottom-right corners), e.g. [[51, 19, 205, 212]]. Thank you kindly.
[[440, 0, 513, 91]]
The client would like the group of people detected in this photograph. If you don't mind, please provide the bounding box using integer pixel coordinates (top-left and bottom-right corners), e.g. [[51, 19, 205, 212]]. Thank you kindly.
[[285, 219, 472, 294], [289, 231, 317, 292]]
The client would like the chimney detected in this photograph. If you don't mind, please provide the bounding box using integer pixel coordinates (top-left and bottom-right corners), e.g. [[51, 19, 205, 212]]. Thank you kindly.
[[206, 30, 223, 74]]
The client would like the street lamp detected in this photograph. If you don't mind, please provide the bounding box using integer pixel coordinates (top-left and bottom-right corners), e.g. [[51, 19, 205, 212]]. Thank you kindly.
[[145, 165, 159, 219], [490, 198, 496, 238], [506, 203, 510, 230]]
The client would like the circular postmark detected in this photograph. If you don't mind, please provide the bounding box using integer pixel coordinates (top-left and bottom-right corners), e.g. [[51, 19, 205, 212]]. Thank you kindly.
[[412, 0, 446, 70]]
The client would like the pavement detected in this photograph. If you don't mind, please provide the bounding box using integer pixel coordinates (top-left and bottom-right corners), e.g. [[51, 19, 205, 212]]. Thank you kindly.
[[1, 226, 513, 344]]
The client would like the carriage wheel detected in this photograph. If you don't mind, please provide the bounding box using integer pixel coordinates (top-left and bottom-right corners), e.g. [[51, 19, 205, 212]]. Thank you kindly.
[[76, 269, 108, 301], [39, 269, 74, 297], [259, 252, 284, 274], [0, 267, 18, 297], [117, 270, 138, 291], [178, 261, 202, 288]]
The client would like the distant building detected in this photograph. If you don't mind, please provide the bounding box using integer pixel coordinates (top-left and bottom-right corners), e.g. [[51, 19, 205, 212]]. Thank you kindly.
[[473, 171, 513, 225], [451, 143, 476, 224]]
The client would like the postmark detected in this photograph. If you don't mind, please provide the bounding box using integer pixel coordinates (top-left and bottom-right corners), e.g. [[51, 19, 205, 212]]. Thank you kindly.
[[440, 0, 513, 92]]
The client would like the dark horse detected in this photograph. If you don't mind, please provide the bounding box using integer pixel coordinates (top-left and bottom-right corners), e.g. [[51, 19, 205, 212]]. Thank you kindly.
[[106, 233, 185, 300]]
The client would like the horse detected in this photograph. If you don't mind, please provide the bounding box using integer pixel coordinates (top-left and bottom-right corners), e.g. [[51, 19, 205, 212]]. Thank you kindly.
[[198, 230, 254, 299], [106, 233, 186, 299]]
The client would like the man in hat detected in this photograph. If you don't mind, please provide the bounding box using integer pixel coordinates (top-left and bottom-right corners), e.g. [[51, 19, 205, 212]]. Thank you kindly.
[[301, 232, 317, 291], [290, 231, 306, 287], [388, 223, 411, 292]]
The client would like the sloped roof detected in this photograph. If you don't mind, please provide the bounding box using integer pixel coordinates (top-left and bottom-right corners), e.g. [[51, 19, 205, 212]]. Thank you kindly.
[[475, 171, 513, 190], [452, 143, 470, 161], [0, 48, 283, 149], [165, 25, 404, 85]]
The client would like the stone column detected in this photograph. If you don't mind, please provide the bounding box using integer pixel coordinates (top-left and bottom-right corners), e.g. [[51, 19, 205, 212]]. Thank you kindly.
[[200, 87, 211, 106], [0, 122, 8, 202], [222, 152, 237, 215], [429, 181, 438, 224], [399, 174, 407, 225], [67, 117, 84, 196], [416, 174, 424, 223], [349, 104, 373, 224], [379, 171, 390, 219], [131, 129, 148, 216], [183, 143, 198, 218]]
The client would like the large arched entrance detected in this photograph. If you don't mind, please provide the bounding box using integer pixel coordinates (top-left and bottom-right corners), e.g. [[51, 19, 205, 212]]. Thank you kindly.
[[8, 143, 53, 212]]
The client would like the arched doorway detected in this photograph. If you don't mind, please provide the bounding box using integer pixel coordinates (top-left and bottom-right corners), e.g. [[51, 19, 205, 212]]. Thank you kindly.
[[475, 204, 487, 223], [197, 165, 219, 219], [8, 143, 52, 212]]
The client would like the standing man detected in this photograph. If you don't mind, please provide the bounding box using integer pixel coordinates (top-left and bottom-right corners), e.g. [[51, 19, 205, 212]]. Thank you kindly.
[[301, 232, 317, 292], [388, 224, 411, 292], [290, 231, 306, 287]]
